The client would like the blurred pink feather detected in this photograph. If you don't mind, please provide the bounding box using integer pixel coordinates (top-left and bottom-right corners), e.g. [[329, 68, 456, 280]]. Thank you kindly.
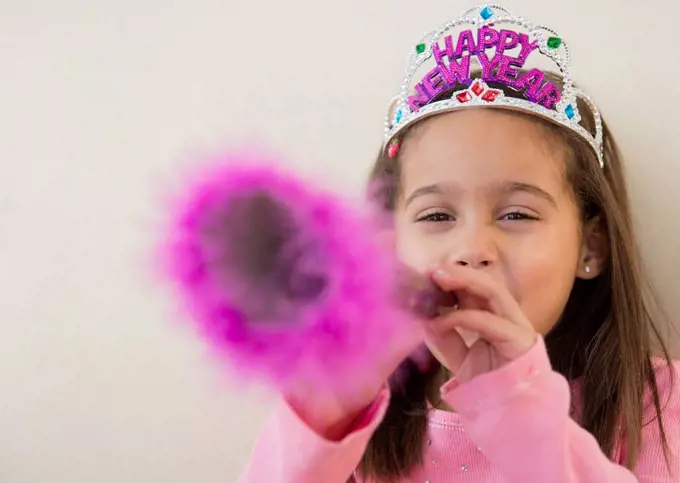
[[157, 149, 435, 398]]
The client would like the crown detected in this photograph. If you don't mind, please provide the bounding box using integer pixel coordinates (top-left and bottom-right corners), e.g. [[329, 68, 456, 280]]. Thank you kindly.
[[383, 4, 604, 168]]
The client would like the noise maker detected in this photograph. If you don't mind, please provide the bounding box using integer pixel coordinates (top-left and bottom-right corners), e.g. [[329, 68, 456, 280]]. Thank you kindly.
[[159, 151, 447, 398]]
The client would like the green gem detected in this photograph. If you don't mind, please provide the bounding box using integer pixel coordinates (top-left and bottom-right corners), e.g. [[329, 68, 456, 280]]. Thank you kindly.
[[547, 37, 562, 49], [416, 43, 426, 54]]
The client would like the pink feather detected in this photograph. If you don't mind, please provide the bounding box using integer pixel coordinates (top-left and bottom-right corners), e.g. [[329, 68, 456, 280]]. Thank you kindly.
[[158, 150, 443, 399]]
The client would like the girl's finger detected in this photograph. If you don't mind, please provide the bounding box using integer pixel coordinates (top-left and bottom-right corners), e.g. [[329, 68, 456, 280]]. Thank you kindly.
[[431, 267, 529, 327], [429, 309, 515, 342], [430, 309, 536, 357], [421, 319, 469, 373]]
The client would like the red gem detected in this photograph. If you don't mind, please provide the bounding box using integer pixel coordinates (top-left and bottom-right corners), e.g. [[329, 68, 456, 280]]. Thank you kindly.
[[482, 90, 500, 102], [471, 81, 484, 96], [387, 138, 401, 158], [456, 91, 472, 103]]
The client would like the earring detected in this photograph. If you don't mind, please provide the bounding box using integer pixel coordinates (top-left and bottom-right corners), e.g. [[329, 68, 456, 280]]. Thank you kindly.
[[585, 266, 591, 273]]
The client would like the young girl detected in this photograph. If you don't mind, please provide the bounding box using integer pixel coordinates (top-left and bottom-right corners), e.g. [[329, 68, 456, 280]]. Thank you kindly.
[[237, 5, 679, 482]]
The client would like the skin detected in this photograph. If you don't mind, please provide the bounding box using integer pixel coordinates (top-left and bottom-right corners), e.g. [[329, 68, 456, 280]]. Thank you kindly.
[[395, 109, 605, 399], [288, 108, 607, 438]]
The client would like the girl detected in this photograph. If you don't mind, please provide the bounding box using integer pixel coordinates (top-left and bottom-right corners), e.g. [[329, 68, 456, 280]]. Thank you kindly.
[[237, 5, 679, 482]]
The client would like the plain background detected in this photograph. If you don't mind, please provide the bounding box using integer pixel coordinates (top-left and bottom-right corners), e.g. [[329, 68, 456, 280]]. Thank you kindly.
[[1, 1, 678, 481]]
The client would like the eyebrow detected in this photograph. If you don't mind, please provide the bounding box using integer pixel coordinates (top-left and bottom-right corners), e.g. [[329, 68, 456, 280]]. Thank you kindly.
[[503, 182, 558, 208], [404, 181, 558, 208], [404, 184, 448, 208]]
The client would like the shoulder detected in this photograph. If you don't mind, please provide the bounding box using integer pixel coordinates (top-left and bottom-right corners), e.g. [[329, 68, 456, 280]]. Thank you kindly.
[[649, 356, 679, 392], [643, 356, 680, 453], [638, 356, 680, 472], [647, 356, 680, 410]]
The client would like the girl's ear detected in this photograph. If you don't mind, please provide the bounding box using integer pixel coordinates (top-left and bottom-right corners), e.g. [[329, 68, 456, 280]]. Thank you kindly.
[[576, 216, 608, 279]]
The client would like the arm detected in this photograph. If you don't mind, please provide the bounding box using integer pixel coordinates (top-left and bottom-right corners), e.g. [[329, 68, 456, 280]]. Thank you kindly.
[[442, 337, 680, 483], [236, 388, 390, 483], [630, 356, 680, 481]]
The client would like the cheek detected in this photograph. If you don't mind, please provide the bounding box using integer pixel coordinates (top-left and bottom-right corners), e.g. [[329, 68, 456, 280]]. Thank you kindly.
[[511, 238, 580, 334], [394, 217, 441, 271]]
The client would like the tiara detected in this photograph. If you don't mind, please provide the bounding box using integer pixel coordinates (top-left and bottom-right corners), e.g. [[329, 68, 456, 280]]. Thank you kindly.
[[383, 4, 604, 168]]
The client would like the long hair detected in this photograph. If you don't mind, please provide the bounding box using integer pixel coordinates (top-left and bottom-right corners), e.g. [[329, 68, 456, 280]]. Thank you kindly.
[[359, 73, 675, 479]]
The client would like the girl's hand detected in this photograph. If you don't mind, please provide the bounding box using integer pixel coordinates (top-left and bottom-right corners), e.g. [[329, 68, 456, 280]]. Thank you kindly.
[[285, 323, 426, 441], [284, 231, 428, 441], [424, 265, 537, 384]]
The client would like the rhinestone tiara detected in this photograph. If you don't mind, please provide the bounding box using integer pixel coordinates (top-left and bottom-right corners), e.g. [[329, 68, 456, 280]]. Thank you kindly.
[[383, 4, 604, 168]]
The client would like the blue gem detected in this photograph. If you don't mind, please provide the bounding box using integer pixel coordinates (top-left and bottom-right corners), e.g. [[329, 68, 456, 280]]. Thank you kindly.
[[396, 109, 403, 123], [480, 6, 494, 20], [565, 104, 575, 119]]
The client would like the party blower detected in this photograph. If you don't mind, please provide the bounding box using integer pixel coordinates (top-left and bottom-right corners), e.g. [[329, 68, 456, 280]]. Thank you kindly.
[[157, 150, 449, 399]]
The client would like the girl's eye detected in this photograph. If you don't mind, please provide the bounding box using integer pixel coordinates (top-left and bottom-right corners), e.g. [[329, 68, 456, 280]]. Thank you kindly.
[[500, 211, 538, 221], [417, 212, 454, 222]]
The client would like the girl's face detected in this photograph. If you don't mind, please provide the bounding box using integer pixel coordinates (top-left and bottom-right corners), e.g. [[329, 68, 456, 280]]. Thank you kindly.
[[395, 109, 583, 336]]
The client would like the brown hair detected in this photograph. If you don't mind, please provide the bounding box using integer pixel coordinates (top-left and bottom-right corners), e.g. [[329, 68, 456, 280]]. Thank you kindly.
[[359, 73, 675, 479]]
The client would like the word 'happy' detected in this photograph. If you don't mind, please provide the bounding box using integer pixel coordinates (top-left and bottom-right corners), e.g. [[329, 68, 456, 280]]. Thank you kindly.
[[407, 26, 560, 112]]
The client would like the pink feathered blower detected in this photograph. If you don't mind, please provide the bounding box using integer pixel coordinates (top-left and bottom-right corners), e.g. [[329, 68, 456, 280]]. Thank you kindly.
[[158, 150, 444, 399]]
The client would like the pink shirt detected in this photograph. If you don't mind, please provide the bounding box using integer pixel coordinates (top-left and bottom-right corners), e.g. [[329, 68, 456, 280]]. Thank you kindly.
[[238, 337, 680, 482]]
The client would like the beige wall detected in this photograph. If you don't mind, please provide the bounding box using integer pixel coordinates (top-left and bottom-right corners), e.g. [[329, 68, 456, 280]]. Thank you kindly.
[[1, 1, 678, 481]]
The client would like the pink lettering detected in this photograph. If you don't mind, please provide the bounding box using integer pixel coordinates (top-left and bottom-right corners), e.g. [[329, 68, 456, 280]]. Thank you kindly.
[[497, 29, 520, 54], [454, 29, 477, 58], [495, 55, 525, 87], [535, 81, 561, 109], [514, 68, 546, 101], [438, 56, 472, 85], [407, 84, 432, 112], [476, 52, 503, 80], [477, 26, 499, 52], [517, 33, 539, 62], [433, 35, 455, 64], [422, 68, 447, 97]]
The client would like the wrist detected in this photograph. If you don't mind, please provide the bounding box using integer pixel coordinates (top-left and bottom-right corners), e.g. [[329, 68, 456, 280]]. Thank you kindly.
[[286, 387, 386, 441]]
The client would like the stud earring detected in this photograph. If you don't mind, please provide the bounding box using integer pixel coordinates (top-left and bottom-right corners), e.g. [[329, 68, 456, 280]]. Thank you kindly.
[[585, 266, 591, 273]]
